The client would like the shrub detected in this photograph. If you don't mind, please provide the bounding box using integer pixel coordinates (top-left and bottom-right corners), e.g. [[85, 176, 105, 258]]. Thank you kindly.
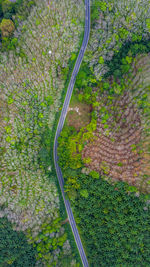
[[0, 18, 15, 37]]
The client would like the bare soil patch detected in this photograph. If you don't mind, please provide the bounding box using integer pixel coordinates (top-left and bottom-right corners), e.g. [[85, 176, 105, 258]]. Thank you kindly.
[[66, 99, 92, 131]]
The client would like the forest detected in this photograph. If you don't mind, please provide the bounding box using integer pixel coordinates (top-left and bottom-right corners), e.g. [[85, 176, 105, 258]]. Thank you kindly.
[[58, 0, 150, 265], [1, 0, 150, 266], [0, 217, 37, 266], [0, 0, 84, 266]]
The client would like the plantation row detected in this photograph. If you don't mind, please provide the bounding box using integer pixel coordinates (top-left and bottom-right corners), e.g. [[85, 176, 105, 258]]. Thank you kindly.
[[58, 0, 150, 265], [0, 0, 84, 266], [58, 44, 150, 267]]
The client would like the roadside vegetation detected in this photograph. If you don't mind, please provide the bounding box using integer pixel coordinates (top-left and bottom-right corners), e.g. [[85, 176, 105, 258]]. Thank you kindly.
[[58, 0, 150, 265], [0, 0, 84, 266]]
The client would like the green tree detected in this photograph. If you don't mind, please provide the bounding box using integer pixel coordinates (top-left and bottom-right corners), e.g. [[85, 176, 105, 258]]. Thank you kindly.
[[80, 189, 89, 198], [0, 18, 15, 37], [2, 0, 15, 14], [0, 217, 37, 266], [89, 170, 99, 179]]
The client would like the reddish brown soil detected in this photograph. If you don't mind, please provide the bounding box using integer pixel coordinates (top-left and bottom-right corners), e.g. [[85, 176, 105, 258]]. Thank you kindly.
[[82, 90, 143, 189], [67, 103, 92, 131]]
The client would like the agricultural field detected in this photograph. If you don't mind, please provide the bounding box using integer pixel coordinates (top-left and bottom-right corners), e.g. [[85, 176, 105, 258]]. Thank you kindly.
[[58, 0, 150, 266], [0, 0, 84, 266]]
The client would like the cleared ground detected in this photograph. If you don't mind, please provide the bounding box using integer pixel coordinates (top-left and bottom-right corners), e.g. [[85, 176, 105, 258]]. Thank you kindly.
[[66, 94, 91, 131]]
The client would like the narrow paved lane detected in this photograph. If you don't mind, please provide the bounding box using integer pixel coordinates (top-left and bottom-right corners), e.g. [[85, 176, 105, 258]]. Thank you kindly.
[[53, 1, 90, 266]]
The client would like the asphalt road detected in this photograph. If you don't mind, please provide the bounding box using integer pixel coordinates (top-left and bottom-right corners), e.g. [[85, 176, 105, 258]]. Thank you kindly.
[[53, 1, 90, 266]]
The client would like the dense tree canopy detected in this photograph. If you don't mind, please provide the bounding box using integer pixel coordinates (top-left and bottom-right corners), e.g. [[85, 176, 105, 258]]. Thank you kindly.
[[73, 174, 150, 266], [0, 217, 37, 266]]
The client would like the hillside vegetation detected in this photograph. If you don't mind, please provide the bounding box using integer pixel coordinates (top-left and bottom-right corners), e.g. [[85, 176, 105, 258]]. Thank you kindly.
[[0, 0, 84, 266], [58, 0, 150, 266]]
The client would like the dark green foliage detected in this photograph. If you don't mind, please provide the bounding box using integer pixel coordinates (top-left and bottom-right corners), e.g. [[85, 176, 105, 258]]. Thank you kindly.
[[1, 0, 16, 20], [26, 218, 68, 266], [75, 61, 93, 90], [75, 36, 150, 95], [61, 166, 150, 266], [105, 39, 150, 79], [0, 217, 37, 266], [58, 112, 150, 265], [77, 176, 150, 266], [0, 0, 3, 18], [0, 0, 35, 22]]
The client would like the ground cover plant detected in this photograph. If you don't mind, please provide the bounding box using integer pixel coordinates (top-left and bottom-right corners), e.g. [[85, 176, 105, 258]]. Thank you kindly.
[[58, 0, 150, 265], [0, 0, 84, 266]]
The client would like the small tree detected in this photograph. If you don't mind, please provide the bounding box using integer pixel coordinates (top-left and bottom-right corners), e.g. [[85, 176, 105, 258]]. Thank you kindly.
[[0, 18, 15, 37], [89, 170, 99, 179], [80, 189, 89, 198]]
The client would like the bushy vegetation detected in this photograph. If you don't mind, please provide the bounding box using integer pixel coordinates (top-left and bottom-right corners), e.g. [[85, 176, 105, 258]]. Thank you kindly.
[[0, 0, 23, 22], [0, 0, 84, 265], [0, 216, 37, 266]]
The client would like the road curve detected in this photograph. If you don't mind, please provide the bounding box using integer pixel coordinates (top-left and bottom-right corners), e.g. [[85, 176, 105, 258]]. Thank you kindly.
[[53, 0, 90, 266]]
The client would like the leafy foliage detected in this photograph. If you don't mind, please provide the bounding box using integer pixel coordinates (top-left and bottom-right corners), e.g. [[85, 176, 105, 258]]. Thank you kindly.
[[0, 0, 36, 50], [73, 174, 150, 266], [0, 217, 37, 266], [26, 218, 68, 266], [87, 0, 150, 80], [58, 116, 97, 171], [0, 18, 15, 37]]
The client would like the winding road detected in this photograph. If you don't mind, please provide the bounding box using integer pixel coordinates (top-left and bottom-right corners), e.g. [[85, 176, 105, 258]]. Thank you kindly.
[[53, 0, 90, 266]]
